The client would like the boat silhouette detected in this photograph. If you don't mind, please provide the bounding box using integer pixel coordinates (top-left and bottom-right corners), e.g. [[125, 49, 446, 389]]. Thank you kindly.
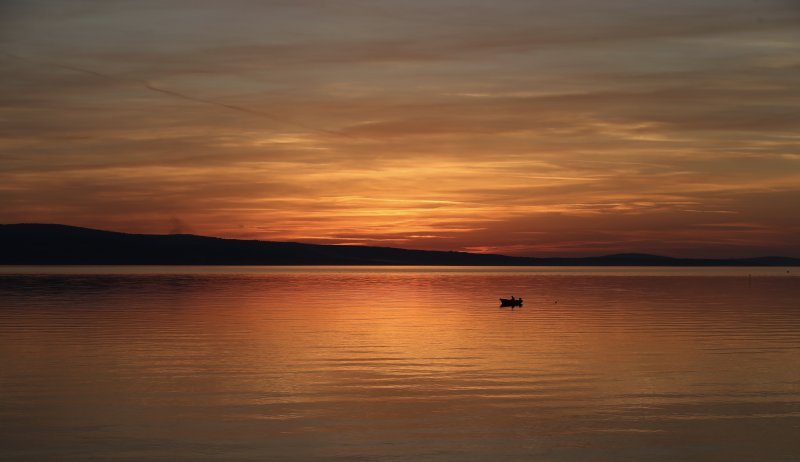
[[500, 297, 523, 307]]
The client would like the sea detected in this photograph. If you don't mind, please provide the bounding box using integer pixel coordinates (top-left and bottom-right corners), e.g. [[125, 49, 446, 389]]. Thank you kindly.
[[0, 266, 798, 461]]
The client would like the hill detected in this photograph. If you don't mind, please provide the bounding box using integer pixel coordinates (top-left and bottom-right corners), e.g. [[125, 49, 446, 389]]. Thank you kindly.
[[0, 224, 797, 266]]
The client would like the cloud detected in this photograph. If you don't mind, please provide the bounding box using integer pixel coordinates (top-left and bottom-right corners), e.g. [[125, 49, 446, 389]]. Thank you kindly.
[[1, 51, 351, 138], [1, 0, 799, 257]]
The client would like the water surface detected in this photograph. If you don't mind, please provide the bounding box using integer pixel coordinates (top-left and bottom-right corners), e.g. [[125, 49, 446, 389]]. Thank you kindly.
[[1, 266, 798, 461]]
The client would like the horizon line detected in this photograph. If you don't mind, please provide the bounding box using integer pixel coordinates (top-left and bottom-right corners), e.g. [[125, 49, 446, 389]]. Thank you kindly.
[[3, 222, 799, 262]]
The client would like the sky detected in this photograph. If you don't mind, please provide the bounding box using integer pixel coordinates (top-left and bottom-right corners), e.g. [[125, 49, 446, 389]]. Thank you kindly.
[[1, 0, 799, 257]]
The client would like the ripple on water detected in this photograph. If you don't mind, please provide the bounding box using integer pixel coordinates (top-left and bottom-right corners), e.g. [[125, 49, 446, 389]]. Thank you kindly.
[[1, 267, 799, 461]]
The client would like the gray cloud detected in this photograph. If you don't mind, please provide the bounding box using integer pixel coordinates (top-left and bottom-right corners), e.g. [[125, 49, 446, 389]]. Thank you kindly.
[[1, 0, 799, 257]]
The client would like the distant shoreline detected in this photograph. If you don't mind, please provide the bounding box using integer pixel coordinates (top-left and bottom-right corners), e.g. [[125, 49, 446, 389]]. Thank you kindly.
[[2, 224, 798, 267], [1, 263, 798, 268]]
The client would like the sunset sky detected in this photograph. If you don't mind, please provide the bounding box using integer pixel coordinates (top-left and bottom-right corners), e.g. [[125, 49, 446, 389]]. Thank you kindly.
[[1, 0, 799, 257]]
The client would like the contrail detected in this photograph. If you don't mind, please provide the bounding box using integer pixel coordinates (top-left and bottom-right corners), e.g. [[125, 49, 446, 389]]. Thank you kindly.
[[1, 50, 353, 139]]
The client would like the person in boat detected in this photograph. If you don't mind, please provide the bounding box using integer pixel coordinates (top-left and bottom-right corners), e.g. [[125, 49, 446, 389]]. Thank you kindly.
[[510, 296, 515, 302]]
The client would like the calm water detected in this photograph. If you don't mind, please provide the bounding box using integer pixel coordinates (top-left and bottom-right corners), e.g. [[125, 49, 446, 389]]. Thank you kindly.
[[1, 266, 798, 461]]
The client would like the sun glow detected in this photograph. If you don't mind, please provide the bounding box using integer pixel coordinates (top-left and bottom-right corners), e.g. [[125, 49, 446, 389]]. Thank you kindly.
[[2, 1, 799, 257]]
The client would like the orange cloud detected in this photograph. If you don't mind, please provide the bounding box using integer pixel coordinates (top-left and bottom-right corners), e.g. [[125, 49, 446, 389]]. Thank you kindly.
[[1, 1, 799, 257]]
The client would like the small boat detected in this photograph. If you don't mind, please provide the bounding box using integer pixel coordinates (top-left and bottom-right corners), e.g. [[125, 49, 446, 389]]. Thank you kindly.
[[500, 298, 523, 307]]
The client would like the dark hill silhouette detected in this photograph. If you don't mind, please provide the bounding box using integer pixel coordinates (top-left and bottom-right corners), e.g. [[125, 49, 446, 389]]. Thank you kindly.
[[0, 224, 797, 266]]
